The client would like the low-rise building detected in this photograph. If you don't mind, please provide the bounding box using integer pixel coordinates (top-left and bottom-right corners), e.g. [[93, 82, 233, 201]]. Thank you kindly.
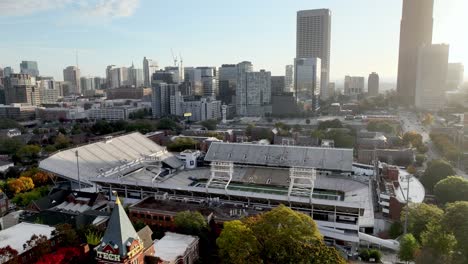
[[153, 232, 199, 264]]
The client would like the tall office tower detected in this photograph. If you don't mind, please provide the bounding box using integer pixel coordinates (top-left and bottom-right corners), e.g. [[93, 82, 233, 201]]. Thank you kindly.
[[143, 57, 159, 87], [37, 77, 60, 104], [197, 67, 217, 97], [245, 70, 271, 116], [415, 44, 449, 110], [236, 61, 253, 116], [184, 67, 203, 96], [80, 77, 95, 92], [296, 9, 331, 99], [63, 66, 81, 94], [344, 76, 365, 96], [285, 65, 294, 92], [271, 76, 285, 94], [3, 67, 14, 77], [446, 63, 464, 90], [328, 82, 336, 98], [396, 0, 434, 105], [294, 58, 321, 112], [218, 64, 237, 104], [4, 74, 40, 105], [151, 83, 181, 118], [0, 68, 3, 87], [94, 77, 106, 90], [109, 67, 131, 88], [368, 72, 380, 96], [20, 61, 39, 77], [129, 64, 144, 87], [105, 65, 116, 89]]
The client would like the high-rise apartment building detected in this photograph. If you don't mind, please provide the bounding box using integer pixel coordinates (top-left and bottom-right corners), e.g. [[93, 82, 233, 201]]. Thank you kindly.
[[37, 77, 60, 104], [129, 64, 144, 88], [184, 67, 202, 96], [285, 65, 294, 93], [198, 67, 217, 97], [80, 77, 95, 92], [396, 0, 434, 105], [294, 58, 321, 112], [245, 70, 271, 116], [368, 72, 380, 96], [328, 82, 335, 98], [446, 63, 464, 90], [143, 57, 158, 87], [296, 9, 331, 99], [344, 76, 365, 96], [63, 66, 81, 94], [4, 74, 40, 105], [152, 83, 182, 118], [415, 44, 449, 110], [20, 61, 39, 77], [181, 97, 221, 122], [236, 61, 253, 116]]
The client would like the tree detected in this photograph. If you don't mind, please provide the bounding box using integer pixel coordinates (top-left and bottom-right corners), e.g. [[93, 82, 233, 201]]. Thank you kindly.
[[0, 137, 24, 155], [434, 176, 468, 204], [11, 186, 49, 207], [156, 118, 180, 131], [200, 119, 218, 131], [367, 120, 395, 134], [54, 134, 71, 150], [217, 205, 345, 264], [85, 230, 103, 246], [217, 220, 262, 264], [0, 245, 18, 264], [7, 176, 35, 194], [407, 165, 417, 175], [16, 144, 41, 163], [422, 160, 455, 192], [55, 224, 78, 246], [167, 138, 198, 152], [442, 201, 468, 258], [415, 154, 426, 166], [317, 119, 342, 130], [323, 130, 355, 148], [389, 221, 403, 239], [419, 220, 457, 264], [174, 211, 208, 236], [401, 203, 443, 241], [399, 234, 419, 262], [35, 247, 81, 264]]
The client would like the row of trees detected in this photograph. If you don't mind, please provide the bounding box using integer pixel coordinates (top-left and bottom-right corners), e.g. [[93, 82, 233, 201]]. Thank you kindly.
[[430, 133, 462, 162], [367, 120, 398, 135], [399, 202, 468, 263], [402, 131, 428, 154]]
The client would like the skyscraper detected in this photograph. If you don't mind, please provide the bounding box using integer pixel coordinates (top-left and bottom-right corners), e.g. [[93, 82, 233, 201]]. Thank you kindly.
[[396, 0, 434, 105], [63, 66, 81, 94], [143, 57, 158, 87], [218, 64, 237, 104], [285, 65, 294, 93], [296, 9, 331, 99], [3, 67, 14, 77], [294, 58, 321, 112], [415, 44, 449, 110], [344, 76, 365, 96], [271, 76, 285, 95], [368, 72, 380, 96], [236, 61, 253, 116], [4, 74, 40, 105], [20, 61, 39, 77]]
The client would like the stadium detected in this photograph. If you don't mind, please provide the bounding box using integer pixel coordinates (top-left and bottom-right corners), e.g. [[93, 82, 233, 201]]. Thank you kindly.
[[39, 132, 400, 254]]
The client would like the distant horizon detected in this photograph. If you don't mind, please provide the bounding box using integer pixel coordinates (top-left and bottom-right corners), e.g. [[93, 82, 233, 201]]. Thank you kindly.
[[0, 0, 467, 82]]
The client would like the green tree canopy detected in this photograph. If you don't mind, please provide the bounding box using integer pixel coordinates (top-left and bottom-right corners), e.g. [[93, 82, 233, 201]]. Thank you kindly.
[[167, 138, 198, 152], [0, 137, 24, 155], [367, 120, 395, 134], [442, 201, 468, 258], [217, 220, 262, 264], [317, 119, 342, 130], [401, 203, 444, 241], [434, 176, 468, 204], [217, 205, 345, 264], [419, 220, 457, 264], [200, 119, 218, 131], [174, 211, 208, 236], [16, 145, 41, 164], [399, 234, 419, 262], [422, 160, 456, 192]]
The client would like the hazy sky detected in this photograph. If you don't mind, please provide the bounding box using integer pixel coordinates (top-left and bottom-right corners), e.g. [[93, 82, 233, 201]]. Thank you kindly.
[[0, 0, 467, 83]]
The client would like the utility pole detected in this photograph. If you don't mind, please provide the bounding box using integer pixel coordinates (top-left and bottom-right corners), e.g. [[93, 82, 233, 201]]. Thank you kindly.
[[403, 174, 410, 234], [75, 150, 81, 191]]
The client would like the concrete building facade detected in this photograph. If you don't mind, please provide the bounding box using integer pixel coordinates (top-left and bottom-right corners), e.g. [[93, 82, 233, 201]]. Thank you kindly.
[[63, 66, 81, 94], [368, 72, 379, 97], [294, 57, 321, 112]]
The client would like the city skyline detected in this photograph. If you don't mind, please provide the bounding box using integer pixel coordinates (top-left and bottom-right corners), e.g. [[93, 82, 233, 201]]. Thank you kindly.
[[0, 0, 467, 83]]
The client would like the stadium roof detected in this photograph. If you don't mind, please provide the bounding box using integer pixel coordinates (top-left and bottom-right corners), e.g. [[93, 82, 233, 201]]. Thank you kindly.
[[205, 142, 353, 171], [39, 132, 183, 186]]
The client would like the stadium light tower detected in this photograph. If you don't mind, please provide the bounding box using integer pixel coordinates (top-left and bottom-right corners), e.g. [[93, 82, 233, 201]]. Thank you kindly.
[[75, 150, 81, 191]]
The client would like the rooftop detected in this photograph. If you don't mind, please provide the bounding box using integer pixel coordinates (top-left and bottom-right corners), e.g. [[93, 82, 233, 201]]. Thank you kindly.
[[153, 232, 198, 262], [39, 132, 183, 186], [0, 223, 55, 258]]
